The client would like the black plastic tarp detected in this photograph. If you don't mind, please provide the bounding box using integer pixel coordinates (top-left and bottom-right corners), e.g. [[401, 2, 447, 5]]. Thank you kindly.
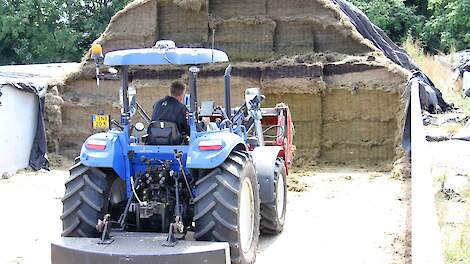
[[453, 49, 470, 75], [0, 63, 78, 171], [452, 50, 470, 96]]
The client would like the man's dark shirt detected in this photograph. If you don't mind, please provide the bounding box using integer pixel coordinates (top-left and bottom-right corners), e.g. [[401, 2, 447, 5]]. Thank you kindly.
[[151, 96, 189, 136]]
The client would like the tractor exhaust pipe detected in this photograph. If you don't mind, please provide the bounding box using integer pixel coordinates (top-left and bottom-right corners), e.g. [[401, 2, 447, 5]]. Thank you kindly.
[[224, 64, 232, 119], [189, 66, 200, 120], [120, 66, 130, 126]]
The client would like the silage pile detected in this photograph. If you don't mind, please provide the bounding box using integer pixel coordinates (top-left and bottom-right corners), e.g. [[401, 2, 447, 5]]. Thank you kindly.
[[52, 0, 409, 167]]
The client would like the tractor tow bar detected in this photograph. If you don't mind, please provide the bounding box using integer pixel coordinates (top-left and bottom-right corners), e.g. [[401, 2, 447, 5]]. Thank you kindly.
[[96, 214, 114, 244], [163, 150, 194, 247], [162, 215, 184, 247], [114, 192, 134, 230], [162, 169, 185, 247]]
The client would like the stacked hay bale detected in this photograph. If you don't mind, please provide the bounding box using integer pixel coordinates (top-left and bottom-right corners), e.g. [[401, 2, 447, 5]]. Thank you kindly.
[[53, 0, 409, 167]]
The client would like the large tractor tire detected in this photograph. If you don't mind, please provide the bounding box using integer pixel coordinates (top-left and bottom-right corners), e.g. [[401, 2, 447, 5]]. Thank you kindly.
[[260, 158, 287, 234], [194, 151, 260, 264], [61, 162, 115, 237]]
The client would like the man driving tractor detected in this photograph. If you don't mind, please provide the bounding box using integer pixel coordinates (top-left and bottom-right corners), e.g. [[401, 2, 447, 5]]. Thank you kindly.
[[151, 81, 190, 137]]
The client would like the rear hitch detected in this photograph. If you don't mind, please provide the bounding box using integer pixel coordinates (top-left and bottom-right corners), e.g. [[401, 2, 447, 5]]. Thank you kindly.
[[162, 222, 178, 247], [96, 214, 114, 245], [162, 166, 186, 247], [162, 216, 184, 247]]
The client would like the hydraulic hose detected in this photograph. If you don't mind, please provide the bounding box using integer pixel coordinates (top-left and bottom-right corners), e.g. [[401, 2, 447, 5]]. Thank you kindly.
[[130, 176, 144, 206]]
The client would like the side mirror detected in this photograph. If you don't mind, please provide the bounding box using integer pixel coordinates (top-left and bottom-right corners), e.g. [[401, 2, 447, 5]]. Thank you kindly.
[[129, 95, 137, 117], [135, 122, 145, 132], [245, 88, 261, 108]]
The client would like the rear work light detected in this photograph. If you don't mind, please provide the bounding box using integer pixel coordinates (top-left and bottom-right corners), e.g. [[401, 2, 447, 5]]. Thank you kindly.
[[86, 139, 107, 150], [199, 140, 223, 151]]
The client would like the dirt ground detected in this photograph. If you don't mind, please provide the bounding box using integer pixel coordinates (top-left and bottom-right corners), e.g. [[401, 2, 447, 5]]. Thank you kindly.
[[0, 165, 409, 264]]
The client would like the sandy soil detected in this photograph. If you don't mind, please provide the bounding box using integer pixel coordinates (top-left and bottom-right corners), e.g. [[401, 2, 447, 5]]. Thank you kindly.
[[0, 170, 66, 264], [0, 167, 409, 264], [259, 169, 410, 264]]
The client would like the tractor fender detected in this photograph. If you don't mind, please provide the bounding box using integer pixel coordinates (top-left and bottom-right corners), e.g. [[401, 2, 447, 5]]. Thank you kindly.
[[186, 131, 246, 169], [252, 146, 283, 204], [79, 131, 127, 180]]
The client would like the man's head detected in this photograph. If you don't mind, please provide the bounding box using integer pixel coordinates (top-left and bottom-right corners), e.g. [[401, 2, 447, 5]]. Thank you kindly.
[[170, 81, 186, 102]]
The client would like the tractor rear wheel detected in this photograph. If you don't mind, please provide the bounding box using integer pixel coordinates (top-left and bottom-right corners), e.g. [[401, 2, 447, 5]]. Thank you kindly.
[[260, 158, 287, 234], [61, 162, 116, 237], [194, 151, 260, 264]]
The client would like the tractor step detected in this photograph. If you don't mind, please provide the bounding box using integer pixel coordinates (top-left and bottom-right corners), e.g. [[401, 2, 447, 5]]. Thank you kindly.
[[51, 232, 230, 264]]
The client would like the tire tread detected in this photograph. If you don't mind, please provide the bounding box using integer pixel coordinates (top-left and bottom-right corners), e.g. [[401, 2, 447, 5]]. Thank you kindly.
[[61, 162, 110, 237], [194, 151, 260, 264], [260, 158, 287, 234]]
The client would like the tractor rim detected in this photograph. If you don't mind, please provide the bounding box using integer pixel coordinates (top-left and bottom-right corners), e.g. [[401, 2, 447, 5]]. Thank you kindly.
[[239, 177, 255, 254], [276, 172, 285, 220]]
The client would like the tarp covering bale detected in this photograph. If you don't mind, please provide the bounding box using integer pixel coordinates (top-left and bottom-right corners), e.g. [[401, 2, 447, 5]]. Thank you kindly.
[[451, 50, 470, 97], [0, 84, 39, 174], [0, 63, 79, 172], [54, 0, 411, 167]]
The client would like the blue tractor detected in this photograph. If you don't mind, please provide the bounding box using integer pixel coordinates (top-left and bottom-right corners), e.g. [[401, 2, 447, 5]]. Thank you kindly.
[[59, 41, 293, 264]]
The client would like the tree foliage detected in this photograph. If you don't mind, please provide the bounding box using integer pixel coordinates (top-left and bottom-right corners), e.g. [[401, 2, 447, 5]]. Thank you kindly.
[[349, 0, 421, 44], [421, 0, 470, 52], [0, 0, 130, 65], [352, 0, 470, 53]]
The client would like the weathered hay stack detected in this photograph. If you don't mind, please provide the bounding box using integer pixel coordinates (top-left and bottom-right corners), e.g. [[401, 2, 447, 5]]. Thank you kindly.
[[51, 0, 409, 167]]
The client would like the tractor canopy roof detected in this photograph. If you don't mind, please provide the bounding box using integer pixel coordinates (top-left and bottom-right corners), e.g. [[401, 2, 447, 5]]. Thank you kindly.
[[104, 45, 229, 66]]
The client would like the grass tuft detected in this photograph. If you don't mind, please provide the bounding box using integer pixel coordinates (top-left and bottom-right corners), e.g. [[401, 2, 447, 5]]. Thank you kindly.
[[403, 36, 470, 113], [403, 36, 455, 94]]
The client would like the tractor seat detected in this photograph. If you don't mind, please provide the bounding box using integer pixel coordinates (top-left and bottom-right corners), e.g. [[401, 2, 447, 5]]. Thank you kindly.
[[144, 121, 183, 145]]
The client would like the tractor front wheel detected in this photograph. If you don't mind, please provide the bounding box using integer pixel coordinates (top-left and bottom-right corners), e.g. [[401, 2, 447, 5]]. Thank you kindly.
[[260, 158, 287, 234], [61, 162, 116, 237], [194, 151, 260, 264]]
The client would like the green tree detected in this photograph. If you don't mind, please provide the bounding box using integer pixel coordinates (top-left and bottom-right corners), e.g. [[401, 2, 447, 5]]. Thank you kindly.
[[0, 0, 82, 64], [351, 0, 470, 53], [0, 0, 130, 65], [421, 0, 470, 53], [404, 0, 430, 17], [349, 0, 422, 44], [64, 0, 131, 56]]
